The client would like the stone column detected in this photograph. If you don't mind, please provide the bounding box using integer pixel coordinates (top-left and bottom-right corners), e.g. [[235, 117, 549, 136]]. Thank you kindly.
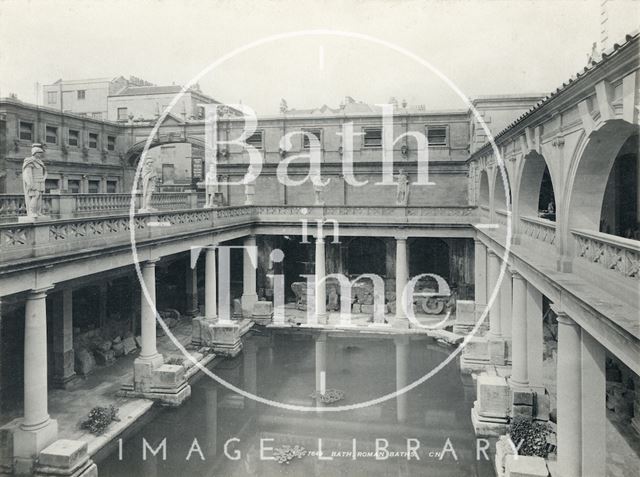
[[241, 235, 258, 318], [205, 247, 217, 321], [509, 268, 528, 388], [315, 235, 327, 324], [526, 283, 544, 391], [486, 250, 502, 337], [395, 237, 408, 324], [395, 336, 409, 423], [138, 260, 161, 363], [499, 263, 512, 340], [98, 282, 108, 328], [185, 259, 199, 316], [556, 311, 582, 477], [580, 329, 606, 477], [52, 288, 75, 388], [13, 288, 58, 466], [474, 239, 488, 319]]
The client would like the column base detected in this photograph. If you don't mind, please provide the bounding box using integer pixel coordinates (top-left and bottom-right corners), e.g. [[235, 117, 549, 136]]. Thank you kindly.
[[453, 300, 479, 334], [121, 354, 191, 406], [394, 317, 410, 329], [252, 301, 274, 325], [34, 439, 97, 477], [472, 373, 510, 436], [471, 405, 509, 437], [460, 336, 490, 374], [241, 293, 258, 318], [192, 317, 253, 357], [13, 419, 59, 473], [488, 335, 507, 365], [51, 372, 78, 390]]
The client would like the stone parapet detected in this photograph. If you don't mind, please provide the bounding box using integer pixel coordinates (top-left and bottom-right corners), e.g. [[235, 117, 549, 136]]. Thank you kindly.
[[34, 439, 97, 477]]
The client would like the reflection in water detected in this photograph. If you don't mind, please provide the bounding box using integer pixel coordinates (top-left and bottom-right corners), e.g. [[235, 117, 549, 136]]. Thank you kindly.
[[98, 329, 494, 476]]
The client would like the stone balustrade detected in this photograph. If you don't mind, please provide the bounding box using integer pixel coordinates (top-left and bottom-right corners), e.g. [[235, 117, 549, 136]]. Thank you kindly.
[[0, 192, 201, 222], [573, 228, 640, 280], [521, 215, 557, 246], [0, 205, 479, 265], [495, 208, 511, 227]]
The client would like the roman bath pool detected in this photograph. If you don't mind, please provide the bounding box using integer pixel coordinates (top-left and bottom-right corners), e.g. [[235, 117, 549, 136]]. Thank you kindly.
[[97, 329, 494, 476]]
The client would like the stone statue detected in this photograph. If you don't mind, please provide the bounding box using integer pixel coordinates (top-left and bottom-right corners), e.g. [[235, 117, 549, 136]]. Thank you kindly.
[[327, 287, 339, 312], [21, 144, 47, 219], [204, 166, 219, 208], [313, 178, 330, 206], [396, 169, 410, 206], [140, 155, 157, 212], [244, 182, 255, 205]]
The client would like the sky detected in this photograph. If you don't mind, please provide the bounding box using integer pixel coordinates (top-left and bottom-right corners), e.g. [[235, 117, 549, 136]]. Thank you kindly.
[[0, 0, 638, 114]]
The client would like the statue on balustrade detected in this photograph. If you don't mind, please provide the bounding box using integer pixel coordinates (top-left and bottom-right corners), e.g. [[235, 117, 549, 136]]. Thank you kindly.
[[205, 166, 220, 208], [395, 169, 410, 206], [313, 178, 330, 206], [140, 155, 157, 212], [21, 143, 47, 219]]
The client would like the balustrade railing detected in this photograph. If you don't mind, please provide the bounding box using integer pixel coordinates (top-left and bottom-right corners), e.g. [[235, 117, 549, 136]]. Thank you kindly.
[[573, 228, 640, 280], [521, 216, 556, 246], [0, 192, 201, 221]]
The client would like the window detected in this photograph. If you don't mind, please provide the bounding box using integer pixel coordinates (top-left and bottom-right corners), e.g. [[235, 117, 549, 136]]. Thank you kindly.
[[45, 126, 58, 145], [107, 136, 116, 151], [92, 112, 102, 120], [77, 90, 86, 100], [302, 129, 322, 149], [106, 180, 117, 193], [88, 133, 98, 149], [68, 179, 81, 193], [19, 121, 33, 141], [427, 126, 448, 146], [45, 179, 59, 193], [363, 128, 382, 148], [88, 180, 100, 193], [68, 129, 80, 146], [47, 91, 57, 105], [117, 108, 128, 121], [246, 130, 263, 149]]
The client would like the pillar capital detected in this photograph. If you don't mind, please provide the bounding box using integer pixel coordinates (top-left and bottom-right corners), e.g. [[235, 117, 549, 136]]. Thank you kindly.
[[394, 235, 408, 242], [26, 286, 54, 300], [552, 304, 576, 326], [508, 266, 524, 280], [487, 248, 499, 258], [142, 258, 160, 268]]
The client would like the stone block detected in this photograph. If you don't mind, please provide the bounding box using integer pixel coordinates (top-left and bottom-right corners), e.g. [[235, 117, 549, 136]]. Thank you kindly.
[[38, 439, 87, 469], [352, 304, 361, 313], [477, 374, 510, 419], [512, 405, 533, 418], [463, 336, 489, 359], [455, 300, 476, 324], [13, 419, 58, 461], [361, 304, 374, 314], [122, 336, 137, 355], [112, 341, 125, 357], [0, 419, 20, 473], [93, 349, 115, 366], [74, 348, 95, 376], [232, 298, 243, 318], [153, 365, 186, 389], [534, 391, 550, 421], [505, 455, 549, 477], [252, 301, 273, 325], [512, 389, 534, 406], [489, 337, 507, 365]]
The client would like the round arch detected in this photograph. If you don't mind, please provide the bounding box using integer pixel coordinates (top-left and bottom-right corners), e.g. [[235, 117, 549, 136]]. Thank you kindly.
[[566, 120, 640, 233], [518, 151, 558, 219]]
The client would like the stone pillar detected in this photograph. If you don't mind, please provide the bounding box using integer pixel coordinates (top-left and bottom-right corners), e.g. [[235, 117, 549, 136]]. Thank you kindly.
[[556, 311, 582, 477], [186, 259, 199, 316], [205, 247, 217, 321], [509, 268, 528, 388], [474, 239, 488, 320], [580, 329, 606, 477], [136, 260, 163, 368], [499, 264, 512, 337], [486, 250, 502, 337], [52, 289, 75, 388], [526, 283, 544, 391], [13, 288, 58, 468], [241, 235, 258, 318], [315, 236, 327, 324], [315, 334, 327, 400], [98, 282, 108, 329], [395, 237, 408, 324], [395, 336, 409, 423]]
